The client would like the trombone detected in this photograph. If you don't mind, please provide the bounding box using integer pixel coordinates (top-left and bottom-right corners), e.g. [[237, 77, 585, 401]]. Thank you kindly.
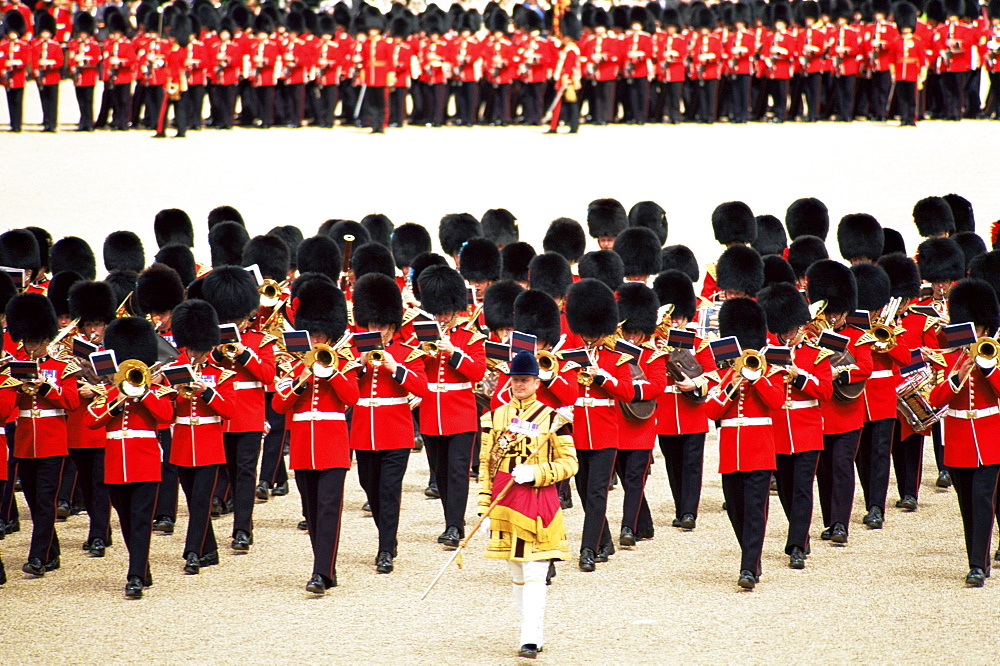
[[259, 279, 285, 309], [288, 331, 353, 392]]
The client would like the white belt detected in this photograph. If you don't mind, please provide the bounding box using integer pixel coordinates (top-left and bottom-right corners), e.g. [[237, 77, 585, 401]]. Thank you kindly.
[[107, 429, 157, 440], [427, 382, 473, 393], [719, 417, 773, 427], [356, 397, 409, 407], [292, 411, 346, 422], [869, 370, 894, 379], [575, 398, 615, 408], [786, 400, 819, 410], [234, 381, 263, 390], [18, 409, 65, 418], [945, 407, 1000, 420], [662, 386, 681, 394], [176, 415, 222, 426]]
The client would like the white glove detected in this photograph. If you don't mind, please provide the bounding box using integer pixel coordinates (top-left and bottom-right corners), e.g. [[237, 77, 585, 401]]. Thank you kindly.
[[512, 464, 536, 484], [480, 515, 491, 532], [975, 354, 997, 370]]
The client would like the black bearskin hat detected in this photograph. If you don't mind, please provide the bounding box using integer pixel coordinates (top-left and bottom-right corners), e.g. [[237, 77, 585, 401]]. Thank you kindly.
[[718, 298, 768, 351], [613, 227, 662, 277], [762, 255, 797, 291], [154, 244, 196, 287], [483, 280, 525, 331], [209, 221, 250, 267], [837, 213, 884, 262], [459, 238, 501, 283], [293, 279, 348, 342], [806, 260, 857, 315], [207, 205, 245, 230], [587, 198, 628, 239], [351, 242, 395, 279], [104, 317, 158, 365], [0, 229, 40, 275], [47, 271, 84, 317], [103, 231, 145, 273], [69, 280, 116, 324], [242, 234, 290, 281], [882, 227, 906, 256], [716, 245, 764, 295], [6, 292, 58, 342], [297, 235, 342, 282], [943, 193, 975, 233], [877, 252, 922, 299], [360, 213, 394, 247], [953, 231, 987, 271], [418, 265, 467, 315], [513, 290, 562, 348], [391, 223, 432, 269], [916, 237, 965, 283], [527, 253, 573, 298], [136, 264, 186, 315], [758, 282, 812, 335], [712, 201, 756, 245], [289, 272, 335, 301], [851, 262, 891, 312], [269, 226, 304, 270], [787, 235, 829, 279], [105, 270, 137, 312], [653, 270, 697, 320], [751, 214, 788, 256], [25, 227, 51, 270], [543, 218, 587, 263], [948, 278, 1000, 333], [579, 250, 625, 291], [325, 220, 370, 253], [481, 209, 519, 247], [352, 273, 403, 329], [566, 279, 619, 339], [913, 196, 955, 237], [409, 252, 446, 298], [439, 213, 482, 257], [3, 9, 27, 37], [894, 0, 918, 29], [171, 299, 220, 353], [500, 242, 536, 283], [202, 265, 259, 322], [154, 208, 195, 248], [786, 197, 830, 241], [660, 245, 699, 282], [968, 251, 1000, 299], [49, 236, 96, 280], [628, 201, 668, 246], [616, 282, 658, 336]]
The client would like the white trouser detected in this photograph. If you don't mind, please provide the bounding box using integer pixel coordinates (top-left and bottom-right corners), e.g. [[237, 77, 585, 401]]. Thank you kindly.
[[507, 560, 548, 648]]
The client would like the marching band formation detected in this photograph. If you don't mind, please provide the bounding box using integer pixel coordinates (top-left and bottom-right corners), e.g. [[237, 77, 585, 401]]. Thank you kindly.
[[0, 195, 998, 657], [3, 0, 1000, 135]]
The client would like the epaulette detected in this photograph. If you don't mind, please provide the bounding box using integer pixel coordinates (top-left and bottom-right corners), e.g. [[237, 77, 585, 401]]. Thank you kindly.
[[402, 308, 421, 326], [855, 331, 878, 346], [815, 347, 835, 363], [923, 317, 939, 332], [706, 262, 717, 280], [495, 361, 510, 374], [61, 358, 82, 379], [218, 368, 238, 385], [647, 349, 669, 364], [696, 339, 711, 354], [403, 346, 425, 363], [467, 330, 488, 345], [924, 349, 946, 367], [616, 352, 633, 366], [341, 359, 362, 374], [154, 385, 175, 398], [703, 369, 722, 384], [346, 300, 355, 326], [0, 375, 20, 389]]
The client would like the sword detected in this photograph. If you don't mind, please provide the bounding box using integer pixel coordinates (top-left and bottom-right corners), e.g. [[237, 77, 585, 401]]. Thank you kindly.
[[353, 83, 367, 120], [884, 77, 896, 118]]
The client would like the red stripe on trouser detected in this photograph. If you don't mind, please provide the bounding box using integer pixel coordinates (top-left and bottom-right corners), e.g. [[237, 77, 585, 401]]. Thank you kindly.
[[157, 87, 169, 134]]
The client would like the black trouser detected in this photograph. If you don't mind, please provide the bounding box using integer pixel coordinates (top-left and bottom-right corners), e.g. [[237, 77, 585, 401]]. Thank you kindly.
[[223, 431, 262, 537], [574, 448, 616, 553], [340, 80, 358, 122], [154, 429, 178, 520], [68, 447, 111, 544], [259, 395, 288, 488], [730, 74, 750, 123], [895, 80, 917, 124], [835, 74, 855, 120], [75, 85, 94, 130], [210, 83, 236, 128], [110, 83, 130, 130], [6, 87, 24, 131], [364, 85, 386, 132], [144, 84, 162, 129], [57, 456, 79, 507], [108, 480, 158, 580], [870, 70, 891, 120], [18, 456, 65, 563], [818, 429, 861, 532], [750, 76, 767, 120], [186, 82, 205, 129], [95, 81, 111, 127], [592, 79, 615, 124], [131, 81, 145, 125], [255, 85, 275, 128], [522, 81, 544, 125], [941, 70, 966, 120], [615, 449, 652, 532], [487, 83, 511, 124], [853, 75, 872, 119], [356, 448, 409, 555], [1, 424, 17, 525], [456, 80, 478, 126], [237, 79, 254, 125], [950, 465, 999, 571], [295, 467, 346, 584], [286, 82, 305, 127], [856, 418, 895, 513], [932, 421, 946, 474], [721, 469, 771, 576], [319, 84, 340, 127], [803, 72, 822, 121], [891, 425, 923, 500], [986, 72, 1000, 118], [177, 464, 220, 559], [659, 80, 683, 124], [422, 432, 474, 531], [558, 98, 580, 132], [963, 66, 982, 118], [659, 433, 705, 519], [694, 78, 717, 123], [39, 82, 59, 131], [157, 91, 188, 136], [626, 78, 649, 124], [775, 450, 820, 554], [787, 73, 804, 119], [770, 78, 789, 121]]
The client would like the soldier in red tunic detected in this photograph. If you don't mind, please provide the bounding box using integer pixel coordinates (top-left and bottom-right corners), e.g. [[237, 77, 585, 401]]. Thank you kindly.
[[102, 9, 135, 131], [1, 10, 30, 131], [68, 12, 101, 131], [30, 11, 62, 132], [889, 2, 927, 125]]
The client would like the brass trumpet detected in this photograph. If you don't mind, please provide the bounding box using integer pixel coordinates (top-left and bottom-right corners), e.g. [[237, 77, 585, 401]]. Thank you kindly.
[[221, 343, 241, 361], [970, 336, 1000, 363], [870, 323, 897, 351], [114, 359, 153, 399], [259, 279, 283, 308], [537, 350, 560, 374], [305, 343, 338, 376], [577, 368, 594, 386], [733, 349, 768, 379], [368, 349, 386, 366], [422, 341, 440, 356]]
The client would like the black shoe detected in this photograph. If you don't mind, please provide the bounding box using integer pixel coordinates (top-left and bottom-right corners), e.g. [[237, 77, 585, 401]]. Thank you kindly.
[[672, 517, 683, 528], [595, 542, 615, 562], [44, 556, 60, 572], [636, 526, 655, 540], [680, 513, 697, 530], [125, 576, 144, 598], [518, 644, 539, 659], [199, 551, 219, 567], [546, 560, 556, 585], [821, 527, 832, 540], [184, 552, 201, 574], [995, 546, 1000, 562], [256, 482, 270, 500], [864, 506, 884, 529], [22, 558, 45, 576], [81, 538, 91, 550], [222, 499, 234, 515], [789, 547, 806, 570], [831, 523, 848, 544], [0, 520, 5, 540], [412, 435, 424, 451], [89, 538, 106, 557], [297, 520, 308, 531], [437, 526, 461, 548], [56, 500, 70, 520], [143, 572, 153, 587], [6, 519, 18, 534], [619, 526, 636, 546], [362, 501, 371, 512], [966, 567, 986, 587], [738, 570, 757, 590], [271, 481, 289, 496], [152, 132, 166, 138], [0, 557, 5, 585], [579, 548, 596, 572], [211, 496, 222, 517], [376, 551, 394, 573], [424, 484, 440, 499], [231, 530, 252, 551], [936, 470, 952, 488], [153, 516, 175, 534], [306, 573, 327, 594], [898, 495, 918, 511]]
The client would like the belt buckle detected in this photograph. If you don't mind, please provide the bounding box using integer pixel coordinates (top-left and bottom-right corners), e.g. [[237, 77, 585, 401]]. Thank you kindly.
[[737, 417, 747, 427], [438, 383, 447, 391], [31, 408, 40, 418], [191, 416, 200, 426], [583, 398, 593, 407], [967, 410, 976, 420], [785, 402, 793, 409]]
